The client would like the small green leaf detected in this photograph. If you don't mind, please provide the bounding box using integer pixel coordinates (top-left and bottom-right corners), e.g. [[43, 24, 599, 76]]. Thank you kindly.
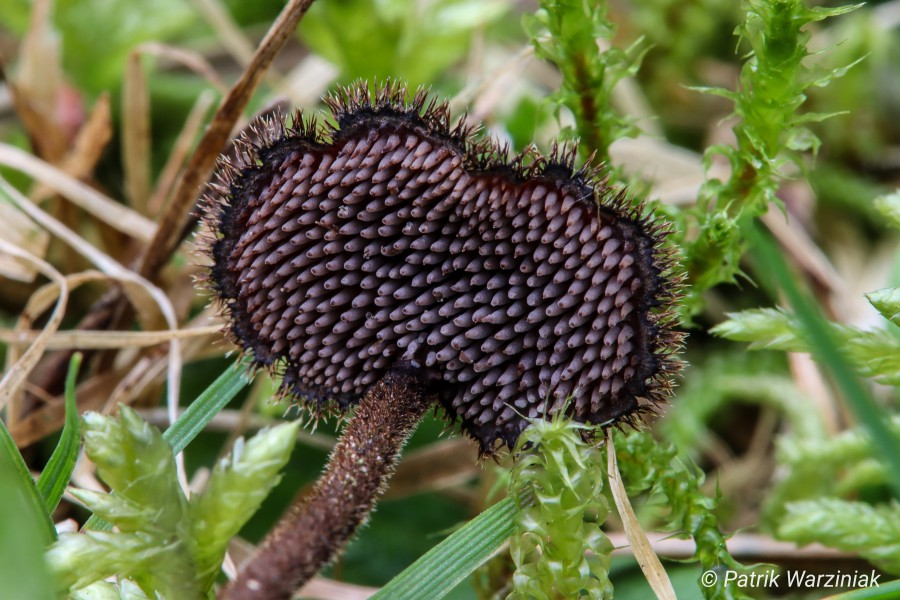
[[791, 110, 849, 125], [785, 127, 821, 154], [70, 488, 153, 533], [874, 192, 900, 231], [47, 530, 169, 594], [82, 406, 185, 533], [713, 307, 900, 385], [372, 496, 520, 600], [0, 409, 56, 544], [807, 3, 865, 21], [185, 421, 300, 589], [778, 499, 900, 575], [711, 308, 801, 350], [37, 352, 82, 516], [688, 85, 738, 101], [867, 287, 900, 328], [71, 580, 150, 600]]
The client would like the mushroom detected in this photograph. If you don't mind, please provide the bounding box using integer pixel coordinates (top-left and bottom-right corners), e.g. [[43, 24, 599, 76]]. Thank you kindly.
[[201, 81, 683, 600]]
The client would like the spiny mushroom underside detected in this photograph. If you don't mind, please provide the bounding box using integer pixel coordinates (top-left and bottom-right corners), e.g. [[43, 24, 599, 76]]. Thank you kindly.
[[202, 82, 684, 452]]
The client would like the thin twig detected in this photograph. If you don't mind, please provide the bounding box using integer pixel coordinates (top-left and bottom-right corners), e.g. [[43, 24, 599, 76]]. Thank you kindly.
[[135, 0, 318, 280]]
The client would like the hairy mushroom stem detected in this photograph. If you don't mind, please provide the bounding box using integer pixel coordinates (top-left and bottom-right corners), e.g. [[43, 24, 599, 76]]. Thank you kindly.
[[223, 367, 436, 600]]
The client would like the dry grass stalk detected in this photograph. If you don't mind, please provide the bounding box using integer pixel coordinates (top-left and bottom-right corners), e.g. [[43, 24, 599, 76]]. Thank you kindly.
[[122, 50, 153, 215], [12, 0, 67, 162], [192, 0, 257, 67], [148, 90, 217, 216], [0, 144, 157, 241], [606, 428, 677, 600], [28, 93, 113, 205], [136, 41, 229, 93], [0, 238, 68, 415], [0, 198, 49, 281], [0, 324, 223, 350]]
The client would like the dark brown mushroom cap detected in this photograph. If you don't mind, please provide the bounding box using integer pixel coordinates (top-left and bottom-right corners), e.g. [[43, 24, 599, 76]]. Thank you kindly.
[[202, 82, 683, 451]]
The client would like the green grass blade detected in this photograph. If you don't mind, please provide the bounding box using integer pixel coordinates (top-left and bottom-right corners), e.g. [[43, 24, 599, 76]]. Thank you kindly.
[[84, 361, 250, 531], [0, 412, 56, 544], [747, 223, 900, 497], [0, 444, 56, 600], [37, 353, 82, 515], [162, 360, 249, 454], [371, 496, 519, 600]]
